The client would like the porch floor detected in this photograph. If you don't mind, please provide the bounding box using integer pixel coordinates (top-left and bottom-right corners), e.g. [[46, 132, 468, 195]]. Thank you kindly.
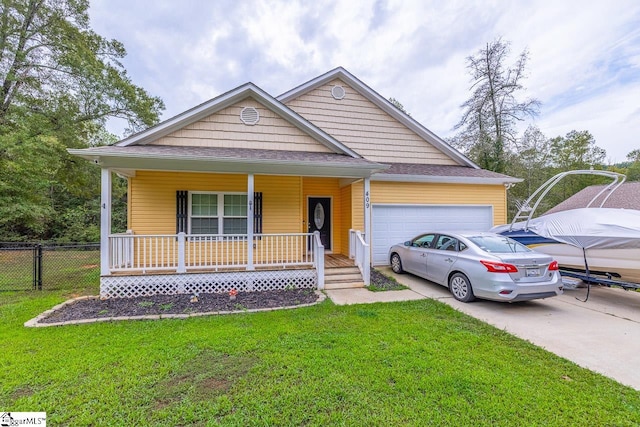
[[325, 253, 355, 268]]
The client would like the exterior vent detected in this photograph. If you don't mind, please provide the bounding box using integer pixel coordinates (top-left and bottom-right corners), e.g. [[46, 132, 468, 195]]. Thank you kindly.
[[240, 107, 260, 125], [331, 85, 346, 100]]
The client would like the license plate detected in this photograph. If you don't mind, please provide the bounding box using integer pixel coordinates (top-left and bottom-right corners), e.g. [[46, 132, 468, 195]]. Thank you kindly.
[[526, 268, 540, 277]]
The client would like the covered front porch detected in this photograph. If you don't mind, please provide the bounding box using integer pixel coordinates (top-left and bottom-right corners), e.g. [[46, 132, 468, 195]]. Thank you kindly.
[[95, 161, 378, 298], [101, 229, 370, 298]]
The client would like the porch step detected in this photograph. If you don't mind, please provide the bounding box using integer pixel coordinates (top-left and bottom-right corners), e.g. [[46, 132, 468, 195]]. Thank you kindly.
[[326, 266, 361, 276], [326, 273, 364, 282], [324, 281, 365, 290], [324, 266, 365, 289]]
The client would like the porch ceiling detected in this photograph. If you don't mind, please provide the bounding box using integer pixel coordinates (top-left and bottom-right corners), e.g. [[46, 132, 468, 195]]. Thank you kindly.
[[68, 145, 389, 178]]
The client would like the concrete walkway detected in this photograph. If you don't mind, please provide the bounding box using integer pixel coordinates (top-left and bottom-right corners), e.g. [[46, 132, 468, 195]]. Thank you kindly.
[[325, 267, 640, 391]]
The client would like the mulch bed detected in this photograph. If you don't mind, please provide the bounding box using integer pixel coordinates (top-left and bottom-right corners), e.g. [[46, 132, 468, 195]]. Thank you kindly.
[[39, 288, 319, 324], [37, 269, 401, 324], [368, 268, 407, 291]]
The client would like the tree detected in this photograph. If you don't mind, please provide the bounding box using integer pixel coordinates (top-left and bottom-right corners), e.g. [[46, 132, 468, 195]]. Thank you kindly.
[[505, 125, 554, 216], [549, 130, 606, 170], [545, 130, 607, 206], [453, 38, 540, 173], [0, 0, 163, 132], [625, 148, 640, 181], [0, 0, 164, 241], [0, 127, 63, 236]]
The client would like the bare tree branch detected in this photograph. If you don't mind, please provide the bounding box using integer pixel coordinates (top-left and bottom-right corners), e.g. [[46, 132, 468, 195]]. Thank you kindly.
[[452, 38, 540, 172]]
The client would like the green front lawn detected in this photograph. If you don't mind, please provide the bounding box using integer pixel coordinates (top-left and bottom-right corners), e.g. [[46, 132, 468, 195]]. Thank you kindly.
[[1, 288, 638, 426]]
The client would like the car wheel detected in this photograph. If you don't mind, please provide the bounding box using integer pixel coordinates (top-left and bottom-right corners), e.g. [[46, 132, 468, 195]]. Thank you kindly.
[[449, 272, 475, 302], [390, 253, 404, 274]]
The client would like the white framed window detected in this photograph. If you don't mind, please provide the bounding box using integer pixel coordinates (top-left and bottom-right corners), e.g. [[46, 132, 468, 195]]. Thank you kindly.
[[189, 192, 247, 234]]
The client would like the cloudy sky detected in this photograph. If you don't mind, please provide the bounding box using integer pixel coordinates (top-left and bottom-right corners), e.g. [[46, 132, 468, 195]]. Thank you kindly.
[[90, 0, 640, 163]]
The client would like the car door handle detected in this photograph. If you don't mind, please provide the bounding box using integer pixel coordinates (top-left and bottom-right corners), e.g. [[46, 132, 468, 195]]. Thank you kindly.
[[445, 258, 453, 263], [421, 253, 426, 257]]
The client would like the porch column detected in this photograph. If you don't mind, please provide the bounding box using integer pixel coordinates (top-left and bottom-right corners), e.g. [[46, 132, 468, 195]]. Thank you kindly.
[[363, 177, 371, 286], [100, 168, 112, 276], [363, 178, 371, 244], [247, 174, 255, 270]]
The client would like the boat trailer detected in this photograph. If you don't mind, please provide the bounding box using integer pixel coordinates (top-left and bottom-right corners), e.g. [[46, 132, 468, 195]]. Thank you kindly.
[[560, 269, 640, 302]]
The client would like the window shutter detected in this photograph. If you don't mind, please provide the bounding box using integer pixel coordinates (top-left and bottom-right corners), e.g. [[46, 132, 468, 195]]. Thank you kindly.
[[176, 191, 188, 233], [254, 192, 262, 234]]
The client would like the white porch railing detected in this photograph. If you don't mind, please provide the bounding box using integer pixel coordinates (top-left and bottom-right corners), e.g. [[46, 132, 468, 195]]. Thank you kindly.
[[349, 229, 370, 286], [110, 230, 135, 269], [110, 234, 179, 272], [108, 232, 320, 273]]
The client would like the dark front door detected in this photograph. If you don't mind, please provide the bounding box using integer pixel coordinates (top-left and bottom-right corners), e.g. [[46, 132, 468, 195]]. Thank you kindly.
[[308, 197, 331, 250]]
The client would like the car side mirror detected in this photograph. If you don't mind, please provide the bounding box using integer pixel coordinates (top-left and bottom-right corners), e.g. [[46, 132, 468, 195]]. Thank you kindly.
[[404, 241, 411, 247]]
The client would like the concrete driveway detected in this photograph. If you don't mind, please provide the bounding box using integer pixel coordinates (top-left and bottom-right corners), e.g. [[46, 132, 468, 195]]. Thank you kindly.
[[328, 267, 640, 390]]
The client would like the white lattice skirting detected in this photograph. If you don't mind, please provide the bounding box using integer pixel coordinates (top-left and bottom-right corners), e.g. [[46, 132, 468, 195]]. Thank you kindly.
[[101, 269, 318, 299]]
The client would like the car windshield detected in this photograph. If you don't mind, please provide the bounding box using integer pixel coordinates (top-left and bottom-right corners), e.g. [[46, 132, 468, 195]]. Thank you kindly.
[[468, 235, 531, 253]]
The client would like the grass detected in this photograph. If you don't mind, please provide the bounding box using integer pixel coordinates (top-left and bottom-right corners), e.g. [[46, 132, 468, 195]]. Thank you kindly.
[[1, 288, 639, 425], [0, 248, 99, 292], [160, 303, 174, 311], [0, 249, 35, 290]]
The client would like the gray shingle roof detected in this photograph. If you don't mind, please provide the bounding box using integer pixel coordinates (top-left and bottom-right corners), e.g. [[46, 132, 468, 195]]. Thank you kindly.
[[378, 163, 516, 180], [544, 182, 640, 214], [71, 146, 520, 183], [77, 145, 385, 168]]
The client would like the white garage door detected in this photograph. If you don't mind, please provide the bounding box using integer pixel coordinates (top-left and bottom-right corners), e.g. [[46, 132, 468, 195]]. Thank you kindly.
[[372, 205, 494, 265]]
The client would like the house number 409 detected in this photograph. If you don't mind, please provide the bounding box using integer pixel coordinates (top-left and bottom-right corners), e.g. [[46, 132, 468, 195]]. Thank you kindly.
[[365, 191, 370, 209]]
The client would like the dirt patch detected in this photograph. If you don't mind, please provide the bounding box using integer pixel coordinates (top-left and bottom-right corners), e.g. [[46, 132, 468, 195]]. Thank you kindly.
[[154, 351, 258, 409], [11, 385, 35, 400], [39, 288, 319, 323]]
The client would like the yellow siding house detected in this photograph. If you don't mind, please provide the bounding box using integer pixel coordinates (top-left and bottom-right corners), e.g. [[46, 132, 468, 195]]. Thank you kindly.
[[70, 68, 520, 298]]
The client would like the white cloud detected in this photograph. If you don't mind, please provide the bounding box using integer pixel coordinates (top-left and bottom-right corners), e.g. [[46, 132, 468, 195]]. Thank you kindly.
[[537, 83, 640, 162], [89, 0, 640, 163]]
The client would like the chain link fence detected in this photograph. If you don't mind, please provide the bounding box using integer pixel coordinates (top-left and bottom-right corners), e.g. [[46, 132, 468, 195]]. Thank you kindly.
[[0, 242, 100, 291]]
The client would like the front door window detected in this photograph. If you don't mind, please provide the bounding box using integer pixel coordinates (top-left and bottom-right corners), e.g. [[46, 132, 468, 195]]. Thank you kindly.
[[313, 203, 325, 229]]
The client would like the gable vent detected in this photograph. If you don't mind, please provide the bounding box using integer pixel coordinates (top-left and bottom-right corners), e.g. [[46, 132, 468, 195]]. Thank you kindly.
[[240, 107, 260, 125], [331, 85, 346, 100]]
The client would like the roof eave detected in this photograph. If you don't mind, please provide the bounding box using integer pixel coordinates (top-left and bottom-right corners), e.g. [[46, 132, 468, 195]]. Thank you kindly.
[[67, 149, 386, 179], [372, 173, 522, 185]]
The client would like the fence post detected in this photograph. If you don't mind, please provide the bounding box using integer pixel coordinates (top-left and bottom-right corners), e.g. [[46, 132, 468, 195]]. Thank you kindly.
[[36, 244, 43, 290], [32, 245, 37, 290]]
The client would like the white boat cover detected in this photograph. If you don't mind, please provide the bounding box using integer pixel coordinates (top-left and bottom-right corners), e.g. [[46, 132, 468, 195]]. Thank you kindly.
[[503, 208, 640, 250]]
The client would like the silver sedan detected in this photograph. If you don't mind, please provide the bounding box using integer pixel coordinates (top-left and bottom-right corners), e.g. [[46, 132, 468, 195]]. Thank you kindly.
[[388, 232, 563, 302]]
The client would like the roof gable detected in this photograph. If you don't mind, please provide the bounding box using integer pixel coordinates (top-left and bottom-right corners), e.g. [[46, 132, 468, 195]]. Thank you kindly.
[[278, 67, 478, 168], [116, 83, 360, 158], [146, 97, 334, 154]]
